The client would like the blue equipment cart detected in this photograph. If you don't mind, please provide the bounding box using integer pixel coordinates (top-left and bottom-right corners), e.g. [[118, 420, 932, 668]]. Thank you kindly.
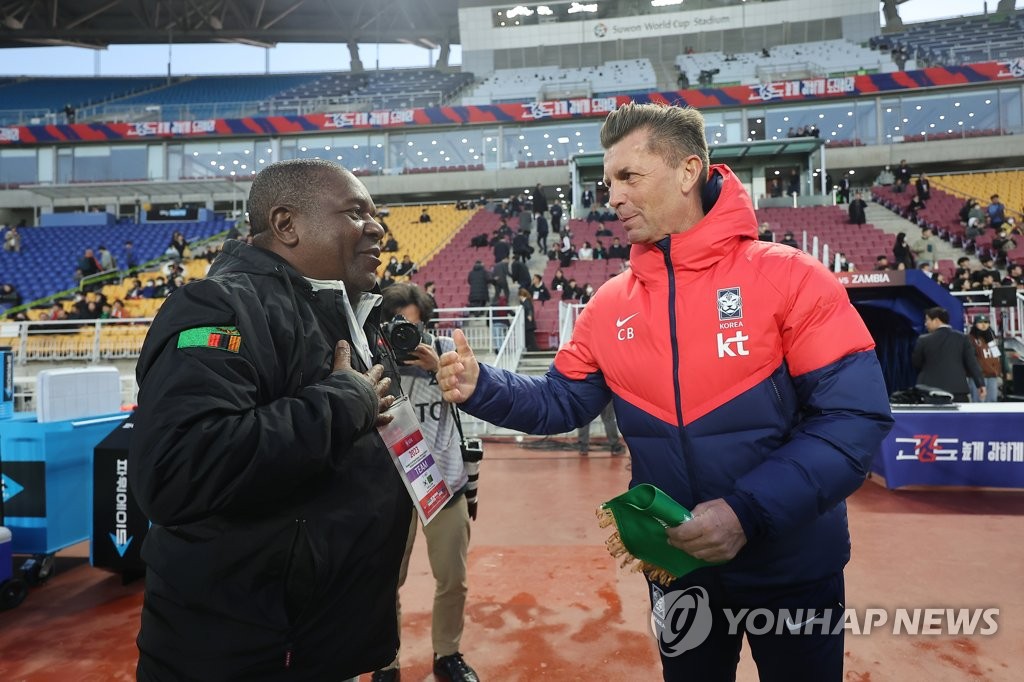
[[0, 412, 128, 584]]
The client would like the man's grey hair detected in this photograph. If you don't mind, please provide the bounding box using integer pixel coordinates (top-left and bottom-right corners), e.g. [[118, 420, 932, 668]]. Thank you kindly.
[[600, 102, 710, 181], [247, 159, 347, 237]]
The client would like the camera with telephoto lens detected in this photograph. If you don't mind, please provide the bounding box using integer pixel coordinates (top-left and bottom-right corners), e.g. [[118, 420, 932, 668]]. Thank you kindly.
[[382, 314, 433, 362]]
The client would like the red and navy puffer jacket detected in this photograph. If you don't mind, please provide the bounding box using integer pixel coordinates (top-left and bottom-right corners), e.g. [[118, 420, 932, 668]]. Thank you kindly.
[[463, 164, 893, 587]]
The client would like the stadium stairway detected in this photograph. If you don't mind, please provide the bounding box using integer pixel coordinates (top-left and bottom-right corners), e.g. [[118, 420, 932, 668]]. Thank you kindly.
[[863, 201, 966, 277]]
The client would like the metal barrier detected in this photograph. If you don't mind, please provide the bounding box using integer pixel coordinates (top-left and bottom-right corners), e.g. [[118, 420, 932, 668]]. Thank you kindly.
[[1, 307, 528, 435], [951, 288, 1023, 340]]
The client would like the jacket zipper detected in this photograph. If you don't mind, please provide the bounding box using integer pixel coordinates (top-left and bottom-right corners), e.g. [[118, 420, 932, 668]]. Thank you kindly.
[[662, 243, 702, 502], [282, 518, 306, 670]]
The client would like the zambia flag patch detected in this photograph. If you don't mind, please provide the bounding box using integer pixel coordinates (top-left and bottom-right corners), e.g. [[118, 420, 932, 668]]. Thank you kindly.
[[177, 326, 242, 353]]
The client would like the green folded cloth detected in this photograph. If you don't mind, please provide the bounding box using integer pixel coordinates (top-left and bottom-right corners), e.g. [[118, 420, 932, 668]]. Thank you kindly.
[[597, 484, 716, 586]]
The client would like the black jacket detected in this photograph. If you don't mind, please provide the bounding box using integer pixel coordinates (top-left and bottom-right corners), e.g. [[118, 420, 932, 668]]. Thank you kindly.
[[912, 325, 984, 396], [130, 240, 411, 680], [467, 262, 490, 306]]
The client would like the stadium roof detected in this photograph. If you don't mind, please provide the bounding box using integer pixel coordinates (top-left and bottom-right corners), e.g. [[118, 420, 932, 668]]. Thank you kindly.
[[0, 0, 461, 50]]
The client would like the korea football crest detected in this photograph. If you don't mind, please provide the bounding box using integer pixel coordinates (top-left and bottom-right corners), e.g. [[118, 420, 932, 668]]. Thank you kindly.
[[717, 288, 742, 321]]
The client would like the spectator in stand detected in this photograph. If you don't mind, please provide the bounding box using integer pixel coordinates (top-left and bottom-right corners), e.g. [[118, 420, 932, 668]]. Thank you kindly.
[[379, 270, 397, 291], [550, 269, 568, 294], [419, 208, 432, 223], [467, 261, 490, 311], [992, 225, 1018, 257], [382, 230, 399, 252], [123, 240, 139, 272], [493, 233, 511, 264], [769, 178, 783, 198], [168, 231, 188, 260], [971, 255, 1000, 287], [894, 160, 912, 193], [965, 200, 986, 238], [580, 283, 596, 304], [907, 194, 926, 224], [517, 209, 533, 234], [848, 191, 868, 225], [757, 222, 774, 242], [491, 256, 511, 303], [3, 225, 21, 252], [78, 248, 101, 278], [512, 230, 533, 262], [874, 255, 892, 271], [915, 173, 931, 201], [45, 302, 66, 320], [510, 257, 532, 292], [910, 227, 937, 266], [593, 240, 608, 260], [529, 274, 551, 302], [787, 169, 801, 196], [97, 245, 117, 271], [913, 306, 984, 402], [918, 262, 934, 278], [558, 235, 576, 268], [549, 202, 563, 235], [535, 210, 549, 254], [968, 315, 1002, 403], [893, 232, 914, 269], [533, 183, 548, 218], [780, 231, 799, 249], [607, 237, 630, 259], [385, 256, 401, 277], [0, 283, 21, 308], [111, 299, 126, 319], [582, 188, 594, 209], [585, 207, 602, 223], [875, 165, 895, 187], [518, 287, 539, 351], [577, 241, 594, 260], [949, 268, 973, 293], [560, 278, 583, 301], [395, 255, 416, 277], [1003, 264, 1024, 286], [126, 278, 145, 299], [836, 176, 851, 204], [153, 277, 169, 298], [987, 195, 1006, 231]]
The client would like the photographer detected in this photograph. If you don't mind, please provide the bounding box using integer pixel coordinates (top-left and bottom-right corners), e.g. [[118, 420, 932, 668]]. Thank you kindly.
[[374, 282, 479, 682]]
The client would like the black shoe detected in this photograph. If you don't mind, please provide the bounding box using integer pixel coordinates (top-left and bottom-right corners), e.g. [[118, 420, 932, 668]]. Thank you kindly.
[[579, 448, 589, 456], [610, 443, 625, 456], [433, 652, 479, 682], [371, 669, 400, 682]]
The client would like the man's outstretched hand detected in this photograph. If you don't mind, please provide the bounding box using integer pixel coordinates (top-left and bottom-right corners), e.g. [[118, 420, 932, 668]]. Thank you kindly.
[[333, 340, 394, 426], [436, 329, 480, 404]]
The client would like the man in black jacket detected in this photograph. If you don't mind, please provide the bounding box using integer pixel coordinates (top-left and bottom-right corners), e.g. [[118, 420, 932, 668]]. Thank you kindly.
[[130, 159, 412, 681], [912, 306, 985, 402]]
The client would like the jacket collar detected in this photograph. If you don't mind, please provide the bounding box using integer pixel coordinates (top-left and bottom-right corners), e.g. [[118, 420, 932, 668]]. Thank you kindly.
[[629, 164, 758, 282]]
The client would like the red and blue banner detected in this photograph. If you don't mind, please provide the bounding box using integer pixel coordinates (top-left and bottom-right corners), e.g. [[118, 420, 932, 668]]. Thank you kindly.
[[874, 408, 1024, 489], [1, 59, 1021, 146]]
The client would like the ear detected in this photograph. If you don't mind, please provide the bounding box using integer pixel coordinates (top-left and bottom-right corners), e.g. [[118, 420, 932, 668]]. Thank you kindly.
[[268, 206, 298, 247], [677, 155, 705, 195]]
